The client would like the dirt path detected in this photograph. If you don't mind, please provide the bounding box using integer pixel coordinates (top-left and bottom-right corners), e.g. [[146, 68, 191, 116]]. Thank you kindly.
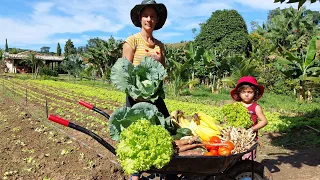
[[0, 94, 319, 180], [257, 134, 320, 180]]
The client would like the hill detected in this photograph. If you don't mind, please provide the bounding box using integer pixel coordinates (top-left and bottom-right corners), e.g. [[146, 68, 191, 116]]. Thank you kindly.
[[165, 41, 191, 48]]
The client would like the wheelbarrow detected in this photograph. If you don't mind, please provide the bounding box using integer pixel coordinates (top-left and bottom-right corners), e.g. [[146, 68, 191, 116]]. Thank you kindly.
[[48, 100, 272, 180]]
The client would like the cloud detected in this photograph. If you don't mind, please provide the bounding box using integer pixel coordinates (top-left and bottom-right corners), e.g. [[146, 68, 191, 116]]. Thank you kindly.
[[1, 0, 319, 49], [0, 0, 130, 47], [233, 0, 292, 10], [154, 32, 184, 41]]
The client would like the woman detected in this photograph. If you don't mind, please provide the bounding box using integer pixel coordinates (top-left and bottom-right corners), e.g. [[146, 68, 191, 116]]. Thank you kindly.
[[123, 1, 172, 180], [123, 0, 170, 119]]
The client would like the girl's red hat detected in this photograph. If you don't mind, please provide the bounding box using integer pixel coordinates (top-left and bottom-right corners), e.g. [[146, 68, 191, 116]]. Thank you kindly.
[[230, 76, 264, 101]]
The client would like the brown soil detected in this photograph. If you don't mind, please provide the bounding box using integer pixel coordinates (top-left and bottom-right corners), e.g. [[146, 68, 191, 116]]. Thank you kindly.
[[0, 95, 127, 180], [0, 93, 319, 180]]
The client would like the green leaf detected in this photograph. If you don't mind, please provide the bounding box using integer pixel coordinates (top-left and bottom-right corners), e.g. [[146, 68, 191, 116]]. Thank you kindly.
[[110, 58, 135, 92], [276, 57, 294, 65], [108, 102, 171, 141], [305, 36, 317, 67]]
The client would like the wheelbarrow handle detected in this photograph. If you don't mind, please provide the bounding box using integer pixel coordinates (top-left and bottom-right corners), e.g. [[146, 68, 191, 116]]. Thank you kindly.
[[79, 100, 110, 119], [48, 114, 116, 155], [48, 114, 69, 126], [79, 99, 93, 109]]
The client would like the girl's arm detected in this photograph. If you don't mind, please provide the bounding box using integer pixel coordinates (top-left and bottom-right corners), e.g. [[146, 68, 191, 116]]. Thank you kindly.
[[251, 105, 268, 131], [122, 42, 134, 63]]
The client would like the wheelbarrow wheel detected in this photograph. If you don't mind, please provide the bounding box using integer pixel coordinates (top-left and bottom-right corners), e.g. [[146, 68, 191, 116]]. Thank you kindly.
[[226, 160, 265, 180]]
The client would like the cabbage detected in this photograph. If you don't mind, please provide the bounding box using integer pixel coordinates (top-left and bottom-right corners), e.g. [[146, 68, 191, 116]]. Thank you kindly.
[[110, 57, 166, 102], [108, 102, 175, 141], [116, 119, 174, 174]]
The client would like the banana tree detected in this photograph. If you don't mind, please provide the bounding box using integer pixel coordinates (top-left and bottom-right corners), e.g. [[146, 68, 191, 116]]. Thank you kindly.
[[165, 46, 192, 95], [61, 54, 84, 81], [276, 36, 320, 101], [202, 49, 230, 93], [222, 54, 259, 88], [83, 37, 123, 81], [263, 7, 316, 53], [184, 43, 204, 89]]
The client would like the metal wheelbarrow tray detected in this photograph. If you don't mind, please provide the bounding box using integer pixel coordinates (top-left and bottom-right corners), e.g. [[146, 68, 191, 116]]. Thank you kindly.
[[148, 143, 258, 175]]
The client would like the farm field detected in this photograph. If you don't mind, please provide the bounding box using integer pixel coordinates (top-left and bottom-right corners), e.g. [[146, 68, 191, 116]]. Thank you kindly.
[[0, 76, 319, 180]]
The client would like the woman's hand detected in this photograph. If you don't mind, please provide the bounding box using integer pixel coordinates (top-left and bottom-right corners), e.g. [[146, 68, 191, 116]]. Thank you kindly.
[[151, 53, 161, 61]]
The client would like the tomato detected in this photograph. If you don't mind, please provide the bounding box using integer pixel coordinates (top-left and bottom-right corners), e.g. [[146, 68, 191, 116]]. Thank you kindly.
[[203, 140, 219, 151], [203, 151, 215, 156], [209, 149, 219, 156], [218, 147, 231, 156], [209, 136, 221, 143], [223, 141, 235, 151]]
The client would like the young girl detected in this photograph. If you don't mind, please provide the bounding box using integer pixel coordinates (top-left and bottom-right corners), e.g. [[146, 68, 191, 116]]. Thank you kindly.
[[230, 76, 268, 160]]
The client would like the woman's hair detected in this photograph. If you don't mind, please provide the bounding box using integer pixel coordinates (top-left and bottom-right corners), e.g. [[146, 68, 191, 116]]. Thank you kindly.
[[233, 83, 261, 102]]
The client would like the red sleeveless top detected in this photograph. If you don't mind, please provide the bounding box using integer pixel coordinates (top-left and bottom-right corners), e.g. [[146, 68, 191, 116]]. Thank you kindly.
[[247, 102, 258, 139], [247, 102, 258, 126]]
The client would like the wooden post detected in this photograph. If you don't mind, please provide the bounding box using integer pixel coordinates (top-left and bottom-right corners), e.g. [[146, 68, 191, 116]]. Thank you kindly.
[[26, 88, 28, 107], [45, 95, 48, 118]]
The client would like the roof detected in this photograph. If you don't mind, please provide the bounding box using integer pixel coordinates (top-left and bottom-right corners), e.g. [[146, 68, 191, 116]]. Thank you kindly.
[[7, 52, 64, 61]]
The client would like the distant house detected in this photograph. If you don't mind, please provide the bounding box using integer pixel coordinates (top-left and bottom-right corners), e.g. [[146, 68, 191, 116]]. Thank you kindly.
[[4, 51, 64, 73]]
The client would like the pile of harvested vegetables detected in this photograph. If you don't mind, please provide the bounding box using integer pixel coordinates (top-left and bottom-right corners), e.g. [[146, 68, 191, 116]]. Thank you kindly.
[[108, 103, 256, 174], [109, 57, 257, 175]]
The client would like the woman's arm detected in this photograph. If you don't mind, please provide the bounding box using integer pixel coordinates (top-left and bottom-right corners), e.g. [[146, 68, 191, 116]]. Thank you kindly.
[[122, 42, 134, 63], [251, 105, 268, 131]]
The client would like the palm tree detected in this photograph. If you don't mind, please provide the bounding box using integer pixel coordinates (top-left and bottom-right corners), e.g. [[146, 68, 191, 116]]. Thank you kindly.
[[21, 51, 44, 79]]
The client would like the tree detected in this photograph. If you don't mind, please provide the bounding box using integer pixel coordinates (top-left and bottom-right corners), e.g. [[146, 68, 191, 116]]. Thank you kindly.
[[222, 54, 259, 88], [0, 49, 6, 73], [165, 46, 192, 95], [194, 10, 250, 55], [40, 46, 50, 53], [57, 43, 61, 56], [304, 9, 320, 25], [77, 46, 86, 54], [83, 37, 123, 80], [21, 51, 44, 79], [275, 36, 320, 101], [5, 39, 8, 52], [184, 43, 204, 88], [192, 28, 197, 39], [9, 48, 18, 54], [274, 0, 319, 10], [61, 54, 84, 80], [262, 7, 316, 53], [64, 39, 76, 57], [267, 8, 281, 21]]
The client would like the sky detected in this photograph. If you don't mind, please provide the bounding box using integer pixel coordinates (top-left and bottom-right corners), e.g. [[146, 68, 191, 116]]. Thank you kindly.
[[0, 0, 319, 52]]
